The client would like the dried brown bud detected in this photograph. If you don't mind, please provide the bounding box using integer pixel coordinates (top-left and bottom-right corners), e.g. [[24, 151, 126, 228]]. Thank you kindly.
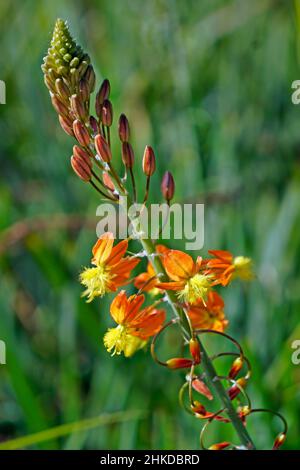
[[70, 94, 87, 121], [103, 172, 115, 191], [59, 115, 74, 137], [51, 94, 69, 117], [95, 79, 110, 117], [89, 116, 100, 134], [161, 171, 175, 202], [142, 145, 156, 176], [83, 65, 96, 92], [94, 134, 112, 162], [73, 119, 91, 146], [55, 78, 70, 102], [118, 114, 130, 142], [71, 155, 91, 182], [73, 145, 92, 168], [79, 78, 90, 102], [101, 99, 113, 127], [121, 142, 134, 168]]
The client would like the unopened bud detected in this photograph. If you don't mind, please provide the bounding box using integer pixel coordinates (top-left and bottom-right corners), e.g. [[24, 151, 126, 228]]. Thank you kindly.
[[118, 114, 130, 142], [229, 356, 243, 380], [191, 400, 206, 415], [103, 172, 115, 191], [59, 115, 74, 137], [161, 171, 175, 202], [44, 74, 56, 93], [79, 78, 90, 102], [228, 377, 247, 401], [121, 142, 134, 168], [73, 119, 91, 146], [189, 338, 201, 364], [70, 94, 87, 121], [89, 116, 100, 134], [143, 146, 156, 176], [73, 145, 92, 168], [101, 99, 113, 126], [272, 432, 286, 450], [94, 134, 112, 162], [166, 358, 193, 370], [71, 155, 91, 182], [209, 442, 231, 451], [51, 94, 69, 117], [83, 65, 96, 92], [55, 78, 70, 102], [95, 79, 110, 117]]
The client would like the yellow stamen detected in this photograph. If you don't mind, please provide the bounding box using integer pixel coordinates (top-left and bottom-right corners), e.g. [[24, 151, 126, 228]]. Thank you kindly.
[[178, 273, 211, 305], [104, 326, 146, 357], [233, 256, 254, 281], [80, 265, 112, 302]]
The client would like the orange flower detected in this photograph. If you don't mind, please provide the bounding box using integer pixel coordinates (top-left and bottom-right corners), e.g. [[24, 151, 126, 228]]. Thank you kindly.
[[205, 250, 254, 286], [134, 244, 169, 295], [80, 233, 140, 302], [104, 290, 166, 356], [187, 291, 228, 332], [157, 249, 212, 304]]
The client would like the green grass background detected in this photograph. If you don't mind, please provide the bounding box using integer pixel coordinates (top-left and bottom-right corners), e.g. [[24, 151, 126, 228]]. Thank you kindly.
[[0, 0, 300, 450]]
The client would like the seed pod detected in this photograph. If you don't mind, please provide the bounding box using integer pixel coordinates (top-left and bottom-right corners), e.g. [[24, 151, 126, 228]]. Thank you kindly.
[[71, 155, 91, 181], [59, 115, 74, 137], [103, 172, 115, 191], [89, 116, 100, 134], [83, 65, 96, 92], [166, 358, 193, 370], [73, 119, 91, 146], [51, 94, 69, 117], [118, 114, 130, 142], [79, 78, 90, 102], [121, 142, 134, 168], [94, 134, 112, 162], [161, 171, 175, 202], [70, 94, 87, 121], [55, 78, 70, 101], [189, 338, 201, 364], [142, 145, 156, 176], [73, 145, 92, 168], [101, 99, 113, 126]]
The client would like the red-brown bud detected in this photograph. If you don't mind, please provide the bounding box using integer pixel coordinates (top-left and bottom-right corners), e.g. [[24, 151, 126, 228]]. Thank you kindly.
[[161, 171, 175, 202], [228, 377, 247, 401], [94, 134, 112, 162], [83, 65, 96, 92], [59, 115, 74, 137], [272, 432, 286, 450], [103, 172, 115, 191], [71, 155, 91, 182], [70, 94, 87, 121], [190, 400, 206, 415], [118, 114, 130, 142], [73, 145, 92, 169], [192, 378, 213, 400], [79, 78, 90, 102], [209, 442, 231, 451], [166, 358, 193, 370], [229, 356, 243, 380], [143, 145, 156, 176], [89, 116, 100, 134], [96, 79, 110, 117], [101, 99, 113, 126], [121, 142, 134, 168], [189, 338, 201, 364], [51, 94, 69, 117], [73, 119, 91, 147]]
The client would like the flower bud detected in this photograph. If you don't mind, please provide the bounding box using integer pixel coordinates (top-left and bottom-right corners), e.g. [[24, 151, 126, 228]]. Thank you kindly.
[[89, 116, 100, 134], [83, 64, 96, 92], [73, 119, 91, 146], [190, 400, 206, 415], [161, 171, 175, 202], [228, 377, 247, 401], [79, 78, 90, 102], [59, 115, 74, 137], [121, 142, 134, 168], [71, 155, 91, 182], [103, 172, 115, 191], [44, 74, 56, 93], [101, 99, 113, 126], [209, 442, 231, 451], [55, 78, 70, 101], [229, 356, 243, 380], [143, 145, 156, 176], [189, 338, 201, 364], [95, 79, 110, 117], [272, 432, 286, 450], [73, 145, 92, 168], [166, 358, 193, 370], [51, 94, 69, 117], [70, 94, 87, 121], [94, 134, 112, 162], [118, 114, 130, 142]]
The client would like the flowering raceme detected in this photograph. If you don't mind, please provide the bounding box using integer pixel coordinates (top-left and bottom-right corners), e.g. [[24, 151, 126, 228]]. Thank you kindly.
[[42, 19, 288, 451]]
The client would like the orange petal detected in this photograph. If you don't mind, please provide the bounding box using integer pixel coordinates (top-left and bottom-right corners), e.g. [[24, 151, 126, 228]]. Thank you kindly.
[[107, 239, 128, 265], [92, 233, 114, 264], [110, 290, 128, 324], [163, 250, 195, 280], [208, 250, 233, 262], [112, 257, 140, 276], [156, 281, 186, 291]]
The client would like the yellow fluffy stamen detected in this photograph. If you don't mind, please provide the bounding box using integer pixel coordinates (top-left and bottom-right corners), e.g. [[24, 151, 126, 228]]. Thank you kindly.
[[233, 256, 254, 281], [80, 265, 112, 302], [178, 273, 211, 305], [104, 326, 146, 357]]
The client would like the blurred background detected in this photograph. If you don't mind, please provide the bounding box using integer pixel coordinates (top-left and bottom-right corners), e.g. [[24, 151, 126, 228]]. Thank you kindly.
[[0, 0, 300, 450]]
